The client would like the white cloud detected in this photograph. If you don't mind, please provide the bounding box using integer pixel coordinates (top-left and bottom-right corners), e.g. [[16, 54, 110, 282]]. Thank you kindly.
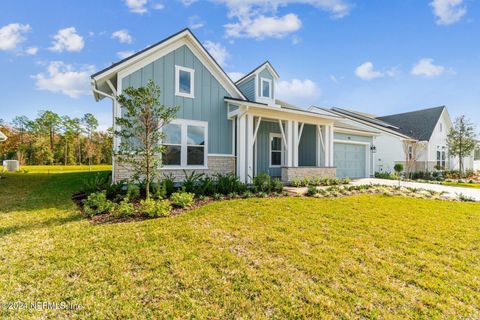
[[430, 0, 466, 25], [112, 29, 133, 44], [181, 0, 198, 6], [32, 61, 95, 98], [152, 3, 165, 9], [188, 15, 205, 29], [204, 41, 229, 67], [354, 62, 398, 81], [227, 72, 245, 82], [125, 0, 148, 13], [0, 23, 31, 51], [117, 50, 135, 59], [49, 27, 84, 52], [25, 47, 38, 55], [411, 58, 446, 77], [226, 13, 302, 39], [217, 0, 351, 39], [291, 35, 301, 45], [276, 79, 321, 106]]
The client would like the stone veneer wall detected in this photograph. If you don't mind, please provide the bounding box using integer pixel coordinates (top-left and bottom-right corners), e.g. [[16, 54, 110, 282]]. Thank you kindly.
[[281, 166, 336, 183], [114, 155, 236, 183]]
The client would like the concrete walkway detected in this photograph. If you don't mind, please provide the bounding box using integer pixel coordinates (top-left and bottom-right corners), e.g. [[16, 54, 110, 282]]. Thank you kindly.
[[351, 178, 480, 201]]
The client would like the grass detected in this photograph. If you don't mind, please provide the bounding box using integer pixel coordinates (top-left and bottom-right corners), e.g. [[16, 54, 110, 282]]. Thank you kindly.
[[0, 164, 111, 173], [1, 172, 480, 318], [443, 181, 480, 189]]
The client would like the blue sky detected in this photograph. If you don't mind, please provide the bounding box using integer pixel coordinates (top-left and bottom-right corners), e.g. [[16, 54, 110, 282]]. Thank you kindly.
[[1, 0, 479, 131]]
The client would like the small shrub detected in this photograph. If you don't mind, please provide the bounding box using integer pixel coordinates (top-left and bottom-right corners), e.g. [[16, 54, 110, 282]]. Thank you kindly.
[[182, 170, 204, 194], [170, 191, 195, 208], [80, 172, 111, 194], [253, 173, 272, 193], [152, 180, 167, 200], [160, 174, 176, 197], [457, 193, 475, 202], [227, 192, 239, 199], [374, 172, 395, 180], [125, 183, 140, 201], [114, 200, 135, 218], [197, 176, 216, 196], [306, 185, 317, 196], [290, 178, 302, 187], [271, 178, 284, 193], [82, 192, 115, 217], [140, 198, 172, 217], [243, 191, 254, 198], [257, 191, 268, 198], [213, 193, 224, 200], [216, 173, 246, 195]]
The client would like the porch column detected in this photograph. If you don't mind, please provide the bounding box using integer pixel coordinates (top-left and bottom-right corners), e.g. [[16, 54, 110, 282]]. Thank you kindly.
[[293, 121, 299, 167], [246, 114, 254, 183], [328, 124, 334, 167], [286, 120, 294, 167], [323, 125, 329, 166], [316, 125, 324, 167], [237, 114, 247, 183]]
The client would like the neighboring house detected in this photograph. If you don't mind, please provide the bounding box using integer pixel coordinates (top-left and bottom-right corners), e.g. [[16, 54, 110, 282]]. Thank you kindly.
[[91, 28, 378, 183], [319, 106, 474, 173], [0, 130, 7, 142]]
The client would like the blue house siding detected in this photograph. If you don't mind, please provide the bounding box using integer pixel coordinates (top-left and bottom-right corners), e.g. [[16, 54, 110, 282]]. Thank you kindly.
[[255, 121, 282, 177], [120, 44, 233, 155], [298, 124, 317, 166], [237, 78, 255, 101]]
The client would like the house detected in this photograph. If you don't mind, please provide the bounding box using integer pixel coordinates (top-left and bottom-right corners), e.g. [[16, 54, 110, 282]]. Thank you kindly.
[[316, 106, 474, 173], [91, 28, 378, 183]]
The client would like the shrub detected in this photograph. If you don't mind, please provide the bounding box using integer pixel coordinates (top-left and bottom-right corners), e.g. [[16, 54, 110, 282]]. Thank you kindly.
[[160, 174, 176, 197], [82, 191, 115, 217], [182, 170, 204, 194], [170, 191, 195, 208], [271, 178, 284, 193], [140, 198, 172, 217], [125, 183, 140, 201], [114, 200, 135, 218], [215, 173, 246, 195], [197, 176, 216, 196], [394, 164, 404, 175], [252, 173, 272, 193], [80, 172, 111, 194], [306, 185, 317, 196], [213, 193, 224, 200], [290, 178, 302, 187]]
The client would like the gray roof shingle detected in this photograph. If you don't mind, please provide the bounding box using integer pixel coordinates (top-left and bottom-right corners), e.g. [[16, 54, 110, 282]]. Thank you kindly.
[[377, 106, 445, 141]]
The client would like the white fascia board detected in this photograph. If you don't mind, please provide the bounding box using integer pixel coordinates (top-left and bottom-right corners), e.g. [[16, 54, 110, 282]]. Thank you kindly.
[[334, 127, 380, 137]]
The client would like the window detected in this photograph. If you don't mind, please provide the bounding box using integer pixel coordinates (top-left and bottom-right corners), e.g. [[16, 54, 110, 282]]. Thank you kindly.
[[408, 145, 413, 160], [175, 65, 194, 98], [439, 123, 443, 132], [270, 133, 283, 167], [260, 78, 272, 99], [436, 145, 446, 169], [162, 120, 207, 168]]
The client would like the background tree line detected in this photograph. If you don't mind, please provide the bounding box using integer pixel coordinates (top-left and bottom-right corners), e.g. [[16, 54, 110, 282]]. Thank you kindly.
[[0, 111, 112, 165]]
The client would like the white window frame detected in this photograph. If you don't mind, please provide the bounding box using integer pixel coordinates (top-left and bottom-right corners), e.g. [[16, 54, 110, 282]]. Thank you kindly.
[[439, 123, 443, 132], [175, 65, 195, 99], [260, 77, 272, 99], [162, 119, 208, 169], [436, 145, 446, 168], [408, 145, 413, 160], [269, 133, 284, 168]]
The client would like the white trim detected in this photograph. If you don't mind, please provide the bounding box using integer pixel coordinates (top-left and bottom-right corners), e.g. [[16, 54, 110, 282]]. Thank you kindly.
[[334, 127, 380, 137], [278, 120, 288, 149], [297, 123, 305, 148], [333, 139, 371, 177], [252, 116, 262, 143], [260, 77, 272, 99], [209, 153, 235, 157], [175, 65, 195, 99], [269, 133, 284, 168], [162, 118, 208, 169]]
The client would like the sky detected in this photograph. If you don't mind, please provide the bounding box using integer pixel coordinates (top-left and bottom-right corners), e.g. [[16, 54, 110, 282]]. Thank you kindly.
[[0, 0, 479, 131]]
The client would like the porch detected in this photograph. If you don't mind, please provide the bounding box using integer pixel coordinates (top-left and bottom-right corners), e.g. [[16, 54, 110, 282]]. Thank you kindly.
[[226, 98, 339, 183]]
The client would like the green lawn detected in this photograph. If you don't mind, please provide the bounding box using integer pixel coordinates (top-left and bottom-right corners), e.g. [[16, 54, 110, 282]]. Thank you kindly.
[[1, 172, 480, 318], [443, 181, 480, 189], [0, 164, 111, 173]]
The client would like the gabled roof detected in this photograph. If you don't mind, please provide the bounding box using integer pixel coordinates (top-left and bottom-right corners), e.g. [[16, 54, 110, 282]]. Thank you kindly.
[[377, 106, 446, 141], [235, 61, 280, 85], [91, 28, 245, 101], [331, 107, 399, 130]]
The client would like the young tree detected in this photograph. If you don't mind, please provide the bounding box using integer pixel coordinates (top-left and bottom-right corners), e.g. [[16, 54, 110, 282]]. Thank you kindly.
[[447, 115, 477, 176], [115, 80, 179, 199], [402, 140, 425, 178]]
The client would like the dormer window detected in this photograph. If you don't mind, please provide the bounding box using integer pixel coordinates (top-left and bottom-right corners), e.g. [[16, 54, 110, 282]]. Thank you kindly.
[[260, 78, 272, 99], [175, 65, 194, 98]]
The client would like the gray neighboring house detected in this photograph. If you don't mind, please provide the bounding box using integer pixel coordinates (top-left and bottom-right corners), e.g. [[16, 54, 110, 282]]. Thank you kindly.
[[91, 28, 378, 183], [0, 131, 7, 142]]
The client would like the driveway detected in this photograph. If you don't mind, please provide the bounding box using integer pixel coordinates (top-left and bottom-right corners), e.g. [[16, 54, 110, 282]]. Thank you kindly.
[[351, 178, 480, 201]]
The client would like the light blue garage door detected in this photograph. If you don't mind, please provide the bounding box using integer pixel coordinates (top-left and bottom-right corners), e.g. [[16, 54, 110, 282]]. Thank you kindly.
[[334, 143, 366, 178]]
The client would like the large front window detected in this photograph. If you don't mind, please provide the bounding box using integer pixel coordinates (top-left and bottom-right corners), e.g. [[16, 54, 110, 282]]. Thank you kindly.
[[163, 120, 207, 168], [436, 145, 446, 169]]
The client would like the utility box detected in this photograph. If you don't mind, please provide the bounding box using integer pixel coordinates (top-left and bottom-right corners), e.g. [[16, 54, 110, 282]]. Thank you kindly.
[[2, 160, 19, 172]]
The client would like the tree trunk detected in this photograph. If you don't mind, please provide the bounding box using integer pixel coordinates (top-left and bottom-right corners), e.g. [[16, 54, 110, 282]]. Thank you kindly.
[[50, 127, 54, 152], [64, 141, 67, 165]]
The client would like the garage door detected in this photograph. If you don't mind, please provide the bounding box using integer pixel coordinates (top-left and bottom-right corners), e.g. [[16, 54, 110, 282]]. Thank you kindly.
[[334, 143, 366, 178]]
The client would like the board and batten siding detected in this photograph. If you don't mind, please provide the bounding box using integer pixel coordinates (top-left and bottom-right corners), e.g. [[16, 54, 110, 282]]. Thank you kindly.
[[120, 44, 233, 155], [298, 124, 317, 166], [237, 78, 255, 101], [255, 121, 282, 177]]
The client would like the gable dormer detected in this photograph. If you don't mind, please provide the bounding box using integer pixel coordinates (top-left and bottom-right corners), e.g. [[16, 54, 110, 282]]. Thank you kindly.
[[235, 61, 280, 106]]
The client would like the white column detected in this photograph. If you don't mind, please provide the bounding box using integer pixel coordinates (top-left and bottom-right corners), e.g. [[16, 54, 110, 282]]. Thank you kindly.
[[286, 120, 294, 167], [316, 125, 322, 167], [323, 125, 329, 166], [237, 114, 246, 183], [328, 124, 334, 167], [246, 114, 254, 183], [293, 121, 299, 167]]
